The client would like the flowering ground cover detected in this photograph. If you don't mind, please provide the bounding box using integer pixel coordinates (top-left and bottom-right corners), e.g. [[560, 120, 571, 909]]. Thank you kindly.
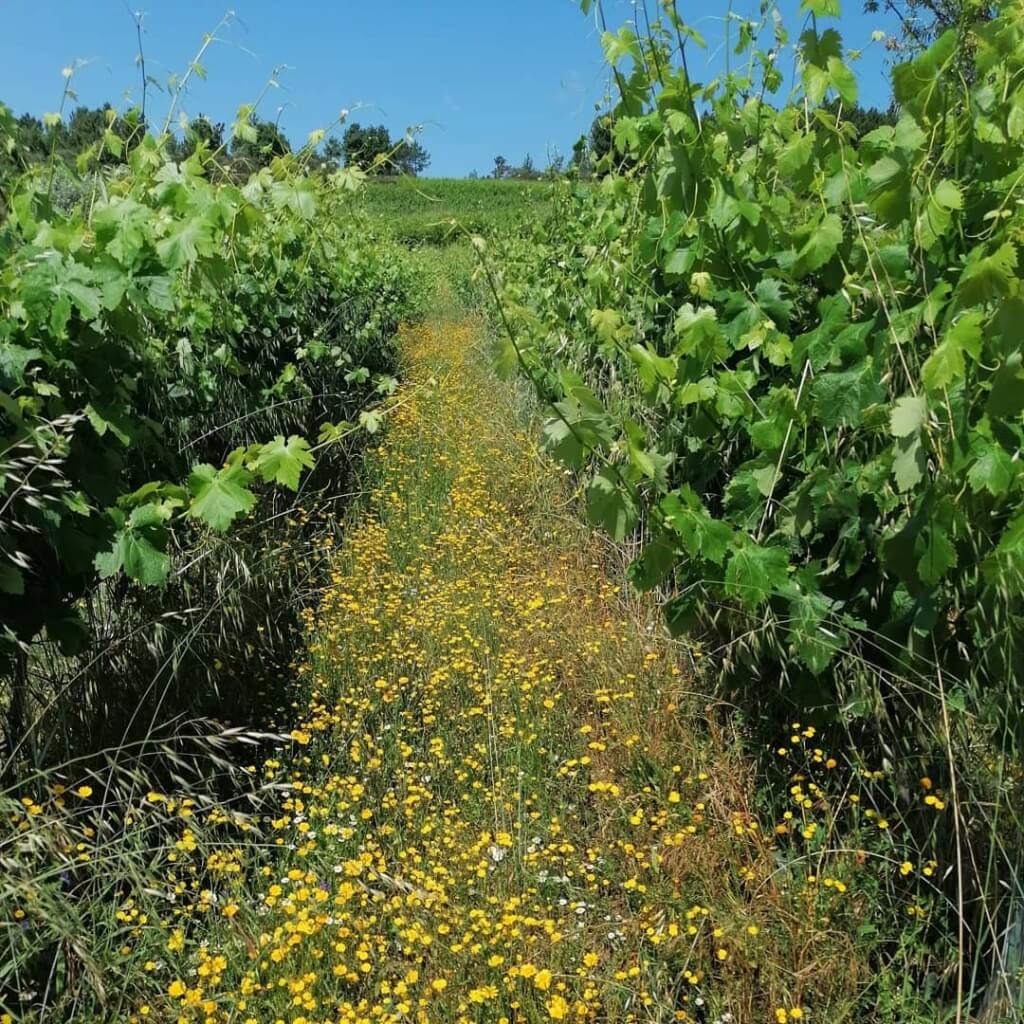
[[0, 312, 929, 1023]]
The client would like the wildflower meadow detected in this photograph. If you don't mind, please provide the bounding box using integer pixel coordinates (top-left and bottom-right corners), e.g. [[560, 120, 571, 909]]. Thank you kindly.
[[2, 1, 1024, 1022]]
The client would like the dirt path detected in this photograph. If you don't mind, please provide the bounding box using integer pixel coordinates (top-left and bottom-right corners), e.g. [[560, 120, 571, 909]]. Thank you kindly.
[[145, 316, 835, 1024]]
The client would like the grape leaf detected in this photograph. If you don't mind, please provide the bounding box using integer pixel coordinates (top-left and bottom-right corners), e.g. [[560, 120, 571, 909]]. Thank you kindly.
[[590, 308, 624, 343], [188, 462, 256, 532], [0, 343, 42, 386], [917, 525, 957, 585], [788, 583, 844, 673], [661, 487, 734, 565], [934, 179, 963, 210], [724, 541, 790, 608], [628, 533, 677, 591], [359, 409, 384, 434], [0, 564, 25, 595], [777, 133, 814, 176], [797, 213, 843, 273], [801, 0, 841, 15], [956, 242, 1017, 307], [629, 343, 677, 404], [542, 418, 585, 470], [827, 57, 858, 105], [813, 360, 884, 427], [986, 351, 1024, 419], [892, 29, 956, 120], [586, 467, 638, 541], [270, 180, 317, 221], [892, 433, 926, 492], [967, 439, 1015, 496], [156, 217, 213, 269], [255, 435, 315, 491], [922, 311, 984, 391], [889, 394, 927, 438], [95, 527, 170, 587], [984, 512, 1024, 594]]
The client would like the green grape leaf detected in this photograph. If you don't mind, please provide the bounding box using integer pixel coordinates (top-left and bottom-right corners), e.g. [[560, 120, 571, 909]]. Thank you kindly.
[[789, 583, 843, 674], [188, 462, 256, 532], [628, 533, 677, 591], [889, 394, 927, 438], [270, 180, 317, 221], [628, 440, 673, 487], [661, 488, 734, 565], [967, 439, 1015, 496], [916, 197, 952, 250], [586, 467, 638, 541], [317, 420, 354, 446], [664, 248, 694, 276], [893, 114, 926, 150], [892, 433, 926, 492], [922, 311, 983, 391], [956, 242, 1017, 307], [933, 179, 963, 210], [724, 541, 790, 609], [95, 527, 170, 587], [797, 213, 843, 273], [542, 418, 585, 470], [359, 409, 384, 434], [629, 343, 677, 404], [922, 339, 964, 390], [827, 57, 858, 105], [602, 26, 642, 67], [917, 525, 957, 585], [777, 133, 814, 176], [255, 435, 315, 491], [800, 28, 843, 105], [677, 376, 716, 405], [93, 197, 152, 266], [813, 360, 884, 427], [801, 0, 840, 15], [85, 403, 134, 446], [892, 29, 956, 120], [0, 344, 42, 386], [984, 511, 1024, 594], [495, 337, 520, 380], [62, 279, 101, 321], [986, 351, 1024, 419], [590, 308, 624, 343], [156, 216, 213, 269], [916, 181, 962, 250]]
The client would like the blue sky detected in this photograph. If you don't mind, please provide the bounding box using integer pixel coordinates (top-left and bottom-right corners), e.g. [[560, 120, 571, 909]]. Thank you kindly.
[[0, 1, 901, 178]]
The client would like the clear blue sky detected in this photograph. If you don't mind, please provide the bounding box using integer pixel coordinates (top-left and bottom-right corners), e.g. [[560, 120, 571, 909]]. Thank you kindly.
[[0, 1, 901, 178]]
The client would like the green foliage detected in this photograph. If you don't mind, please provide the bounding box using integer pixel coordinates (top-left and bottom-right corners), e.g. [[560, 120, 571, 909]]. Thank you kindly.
[[1, 104, 147, 176], [490, 152, 555, 180], [0, 115, 424, 758], [865, 0, 996, 61], [228, 113, 291, 171], [355, 176, 552, 246], [169, 114, 226, 163], [341, 122, 430, 176], [503, 0, 1024, 718]]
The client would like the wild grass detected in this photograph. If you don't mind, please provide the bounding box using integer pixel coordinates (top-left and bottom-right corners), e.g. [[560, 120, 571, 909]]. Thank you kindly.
[[355, 176, 552, 246]]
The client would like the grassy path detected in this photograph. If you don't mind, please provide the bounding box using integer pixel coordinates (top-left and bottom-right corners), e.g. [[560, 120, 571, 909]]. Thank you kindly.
[[142, 314, 863, 1024]]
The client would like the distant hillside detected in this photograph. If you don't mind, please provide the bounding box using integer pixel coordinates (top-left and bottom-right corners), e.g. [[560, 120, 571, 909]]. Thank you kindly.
[[356, 176, 552, 245]]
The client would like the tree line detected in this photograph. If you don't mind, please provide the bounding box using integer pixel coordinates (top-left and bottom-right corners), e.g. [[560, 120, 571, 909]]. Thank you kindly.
[[1, 106, 430, 179], [2, 97, 896, 189]]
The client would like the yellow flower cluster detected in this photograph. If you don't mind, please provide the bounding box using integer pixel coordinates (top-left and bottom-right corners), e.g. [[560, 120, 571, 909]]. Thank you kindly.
[[138, 321, 795, 1022]]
